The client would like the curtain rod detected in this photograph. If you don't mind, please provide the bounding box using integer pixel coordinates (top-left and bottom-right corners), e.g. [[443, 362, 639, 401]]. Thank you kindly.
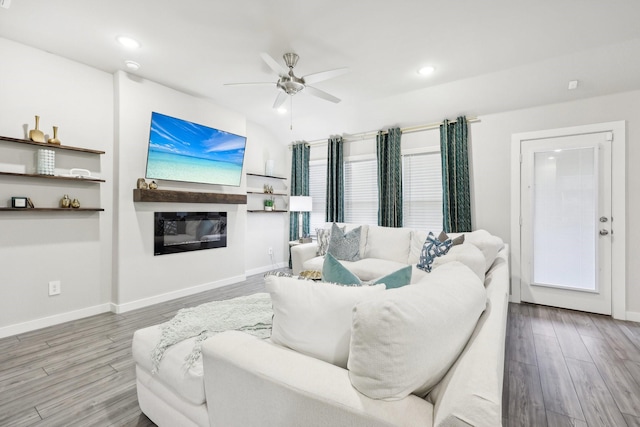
[[290, 116, 480, 148]]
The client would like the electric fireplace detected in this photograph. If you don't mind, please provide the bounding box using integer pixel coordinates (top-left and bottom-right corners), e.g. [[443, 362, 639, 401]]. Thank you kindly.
[[154, 211, 227, 256]]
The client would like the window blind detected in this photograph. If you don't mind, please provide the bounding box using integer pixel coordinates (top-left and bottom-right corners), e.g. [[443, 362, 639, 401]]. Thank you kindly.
[[344, 158, 378, 225], [403, 152, 443, 231]]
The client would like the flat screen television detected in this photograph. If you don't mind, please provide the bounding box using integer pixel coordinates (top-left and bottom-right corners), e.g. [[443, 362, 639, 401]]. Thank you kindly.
[[145, 112, 247, 186]]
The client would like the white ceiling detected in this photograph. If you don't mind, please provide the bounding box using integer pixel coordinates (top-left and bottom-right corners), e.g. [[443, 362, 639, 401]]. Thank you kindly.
[[1, 0, 640, 143]]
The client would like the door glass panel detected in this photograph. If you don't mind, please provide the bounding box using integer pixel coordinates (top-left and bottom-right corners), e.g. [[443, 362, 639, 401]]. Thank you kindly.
[[532, 147, 596, 291]]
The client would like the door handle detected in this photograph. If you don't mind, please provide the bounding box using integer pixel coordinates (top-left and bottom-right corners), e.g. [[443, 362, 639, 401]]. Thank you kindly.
[[599, 230, 609, 236]]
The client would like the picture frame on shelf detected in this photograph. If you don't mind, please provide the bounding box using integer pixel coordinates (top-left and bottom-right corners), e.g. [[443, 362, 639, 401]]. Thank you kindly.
[[11, 197, 28, 208]]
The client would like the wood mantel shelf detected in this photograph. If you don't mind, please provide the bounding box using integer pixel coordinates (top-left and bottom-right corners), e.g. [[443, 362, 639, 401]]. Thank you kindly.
[[133, 189, 247, 204]]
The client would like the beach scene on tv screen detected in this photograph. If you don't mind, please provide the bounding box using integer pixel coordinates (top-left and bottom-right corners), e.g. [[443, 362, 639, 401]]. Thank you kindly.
[[146, 112, 246, 186]]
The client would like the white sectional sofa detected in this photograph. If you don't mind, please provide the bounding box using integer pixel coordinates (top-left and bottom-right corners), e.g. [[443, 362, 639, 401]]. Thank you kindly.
[[133, 225, 509, 427]]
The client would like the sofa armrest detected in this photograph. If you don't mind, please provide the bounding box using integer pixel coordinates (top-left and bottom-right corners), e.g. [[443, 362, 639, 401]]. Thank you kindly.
[[202, 331, 433, 427], [290, 242, 319, 275]]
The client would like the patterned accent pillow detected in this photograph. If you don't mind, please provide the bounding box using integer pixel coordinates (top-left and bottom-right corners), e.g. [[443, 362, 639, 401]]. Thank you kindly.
[[327, 223, 361, 261], [417, 232, 453, 272], [316, 227, 332, 256]]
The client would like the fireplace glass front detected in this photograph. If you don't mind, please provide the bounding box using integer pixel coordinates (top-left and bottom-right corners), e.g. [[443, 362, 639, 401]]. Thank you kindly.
[[154, 211, 227, 256]]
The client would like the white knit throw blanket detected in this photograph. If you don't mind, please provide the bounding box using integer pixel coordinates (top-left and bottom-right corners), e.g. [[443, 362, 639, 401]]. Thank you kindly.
[[151, 292, 273, 373]]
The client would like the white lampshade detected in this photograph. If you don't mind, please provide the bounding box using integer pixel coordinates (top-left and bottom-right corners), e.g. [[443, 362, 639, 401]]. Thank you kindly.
[[289, 196, 313, 212]]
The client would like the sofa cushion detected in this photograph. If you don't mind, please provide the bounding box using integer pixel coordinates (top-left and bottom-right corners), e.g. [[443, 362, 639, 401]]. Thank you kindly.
[[328, 223, 362, 261], [450, 230, 504, 272], [132, 325, 206, 405], [432, 243, 486, 281], [322, 253, 412, 289], [347, 258, 408, 282], [302, 255, 325, 272], [364, 226, 411, 263], [347, 262, 487, 400], [266, 275, 385, 369]]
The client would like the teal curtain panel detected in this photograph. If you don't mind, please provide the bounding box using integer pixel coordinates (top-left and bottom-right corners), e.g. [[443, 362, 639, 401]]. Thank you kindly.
[[440, 116, 471, 233], [326, 136, 344, 223], [376, 127, 403, 227], [290, 142, 310, 241]]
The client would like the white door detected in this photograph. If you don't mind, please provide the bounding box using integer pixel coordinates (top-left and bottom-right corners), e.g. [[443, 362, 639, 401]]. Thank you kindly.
[[520, 132, 612, 315]]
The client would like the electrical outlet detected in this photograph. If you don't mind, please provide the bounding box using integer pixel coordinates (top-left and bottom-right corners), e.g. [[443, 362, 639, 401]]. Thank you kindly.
[[268, 247, 273, 255], [49, 280, 61, 296]]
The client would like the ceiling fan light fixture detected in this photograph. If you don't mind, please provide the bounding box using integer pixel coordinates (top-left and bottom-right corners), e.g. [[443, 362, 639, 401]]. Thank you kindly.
[[417, 66, 435, 76], [116, 35, 141, 49], [277, 75, 305, 95]]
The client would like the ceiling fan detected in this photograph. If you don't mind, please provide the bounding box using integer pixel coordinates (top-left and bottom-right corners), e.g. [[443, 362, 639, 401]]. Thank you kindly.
[[225, 52, 349, 109]]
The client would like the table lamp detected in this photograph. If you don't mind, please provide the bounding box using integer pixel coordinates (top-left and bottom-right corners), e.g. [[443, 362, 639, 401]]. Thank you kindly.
[[289, 196, 313, 242]]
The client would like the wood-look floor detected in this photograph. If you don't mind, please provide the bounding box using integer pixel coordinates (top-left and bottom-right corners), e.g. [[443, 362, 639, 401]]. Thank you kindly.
[[504, 302, 640, 427], [0, 271, 639, 426]]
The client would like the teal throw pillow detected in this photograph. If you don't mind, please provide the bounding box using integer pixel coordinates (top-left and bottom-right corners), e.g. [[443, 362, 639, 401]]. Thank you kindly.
[[327, 223, 361, 261], [322, 253, 361, 285], [322, 253, 412, 288], [417, 232, 453, 273]]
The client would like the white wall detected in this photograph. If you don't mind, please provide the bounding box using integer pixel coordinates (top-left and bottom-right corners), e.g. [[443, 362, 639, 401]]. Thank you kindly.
[[471, 90, 640, 316], [0, 38, 114, 335], [0, 39, 289, 335], [243, 121, 289, 274], [113, 71, 250, 309]]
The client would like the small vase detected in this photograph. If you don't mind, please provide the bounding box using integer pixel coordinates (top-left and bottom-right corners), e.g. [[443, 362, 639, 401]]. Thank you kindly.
[[265, 159, 275, 176], [60, 194, 71, 208], [71, 198, 80, 208], [48, 126, 61, 145]]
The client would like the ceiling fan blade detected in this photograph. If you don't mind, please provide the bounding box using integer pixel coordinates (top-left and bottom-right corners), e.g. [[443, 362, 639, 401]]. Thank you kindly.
[[303, 67, 349, 84], [304, 85, 341, 103], [273, 91, 288, 109], [260, 52, 287, 76], [224, 82, 275, 86]]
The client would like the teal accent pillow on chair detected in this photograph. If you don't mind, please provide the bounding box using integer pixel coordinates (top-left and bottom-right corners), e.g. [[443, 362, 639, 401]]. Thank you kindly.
[[322, 253, 412, 289]]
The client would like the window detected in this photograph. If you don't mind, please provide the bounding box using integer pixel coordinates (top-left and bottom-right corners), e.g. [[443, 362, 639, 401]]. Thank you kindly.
[[308, 150, 443, 232], [403, 152, 443, 231], [308, 161, 327, 234], [344, 158, 378, 225]]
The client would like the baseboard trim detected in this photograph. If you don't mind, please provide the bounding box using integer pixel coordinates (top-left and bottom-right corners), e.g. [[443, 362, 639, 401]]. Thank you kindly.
[[245, 262, 288, 277], [0, 303, 111, 339], [626, 311, 640, 323], [111, 274, 247, 314]]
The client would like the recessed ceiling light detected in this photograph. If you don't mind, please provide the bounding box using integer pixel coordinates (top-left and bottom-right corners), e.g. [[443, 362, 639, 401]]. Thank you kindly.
[[125, 60, 140, 71], [277, 107, 287, 114], [417, 66, 435, 76], [116, 35, 140, 49]]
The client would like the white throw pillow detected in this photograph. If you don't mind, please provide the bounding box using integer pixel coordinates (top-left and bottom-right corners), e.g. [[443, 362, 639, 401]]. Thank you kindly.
[[452, 230, 504, 272], [432, 243, 486, 281], [265, 275, 385, 369], [347, 262, 487, 400]]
